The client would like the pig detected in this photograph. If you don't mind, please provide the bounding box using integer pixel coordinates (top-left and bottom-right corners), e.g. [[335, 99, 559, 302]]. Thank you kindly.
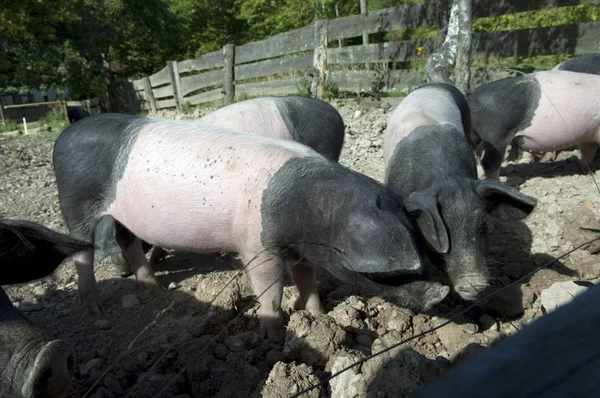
[[553, 53, 600, 75], [384, 83, 537, 300], [66, 107, 89, 124], [0, 219, 90, 397], [53, 114, 450, 339], [466, 70, 600, 179], [112, 96, 347, 275]]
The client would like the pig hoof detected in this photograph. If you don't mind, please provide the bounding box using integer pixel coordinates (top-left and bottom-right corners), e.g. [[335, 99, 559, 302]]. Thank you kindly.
[[422, 284, 451, 310], [259, 317, 285, 341], [81, 296, 104, 315]]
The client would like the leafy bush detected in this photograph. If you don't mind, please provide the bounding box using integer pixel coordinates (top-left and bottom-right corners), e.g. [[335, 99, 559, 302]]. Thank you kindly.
[[39, 108, 69, 132], [0, 119, 19, 134]]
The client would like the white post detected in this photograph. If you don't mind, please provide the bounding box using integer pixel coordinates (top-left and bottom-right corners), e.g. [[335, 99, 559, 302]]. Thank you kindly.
[[22, 117, 28, 135]]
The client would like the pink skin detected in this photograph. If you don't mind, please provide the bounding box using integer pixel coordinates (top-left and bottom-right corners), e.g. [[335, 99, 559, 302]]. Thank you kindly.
[[383, 87, 465, 168], [515, 71, 600, 173], [80, 121, 321, 339], [198, 98, 294, 140], [145, 99, 296, 267]]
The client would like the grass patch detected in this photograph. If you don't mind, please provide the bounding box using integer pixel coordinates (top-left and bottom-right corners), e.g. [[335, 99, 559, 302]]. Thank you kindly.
[[472, 54, 575, 72], [474, 4, 600, 32], [38, 108, 69, 132], [0, 119, 20, 134]]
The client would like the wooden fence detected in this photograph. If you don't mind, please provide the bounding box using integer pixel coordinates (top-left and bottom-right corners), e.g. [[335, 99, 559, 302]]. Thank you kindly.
[[1, 99, 100, 125], [129, 0, 600, 112]]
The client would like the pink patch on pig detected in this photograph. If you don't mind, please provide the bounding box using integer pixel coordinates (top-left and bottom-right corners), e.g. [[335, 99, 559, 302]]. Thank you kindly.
[[198, 99, 293, 141], [384, 87, 465, 166], [105, 121, 312, 256], [515, 70, 600, 153]]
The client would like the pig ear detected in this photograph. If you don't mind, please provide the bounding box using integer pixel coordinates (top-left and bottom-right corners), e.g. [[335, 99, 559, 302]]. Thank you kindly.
[[475, 179, 537, 220], [404, 190, 449, 254]]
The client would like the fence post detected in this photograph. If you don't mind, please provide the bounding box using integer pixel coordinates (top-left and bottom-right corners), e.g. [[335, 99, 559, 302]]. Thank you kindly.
[[122, 80, 137, 113], [360, 0, 371, 70], [61, 101, 68, 121], [223, 44, 235, 105], [142, 77, 157, 113], [0, 103, 4, 126], [168, 61, 183, 112], [311, 20, 328, 100], [335, 3, 342, 48]]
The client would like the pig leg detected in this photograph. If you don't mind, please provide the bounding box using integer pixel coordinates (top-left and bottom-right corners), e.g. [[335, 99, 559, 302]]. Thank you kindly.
[[290, 262, 324, 315], [118, 237, 162, 288], [149, 247, 169, 267], [579, 142, 598, 174], [73, 249, 104, 314], [241, 251, 285, 340]]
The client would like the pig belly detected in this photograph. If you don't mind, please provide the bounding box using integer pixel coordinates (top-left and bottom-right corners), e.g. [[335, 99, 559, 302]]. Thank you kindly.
[[199, 100, 293, 141], [105, 122, 304, 253], [517, 71, 600, 153]]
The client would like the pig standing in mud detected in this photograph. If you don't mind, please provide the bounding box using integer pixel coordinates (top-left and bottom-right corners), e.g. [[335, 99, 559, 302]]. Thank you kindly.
[[112, 96, 346, 272], [53, 114, 450, 339], [0, 219, 90, 397], [466, 70, 600, 178], [384, 83, 537, 300]]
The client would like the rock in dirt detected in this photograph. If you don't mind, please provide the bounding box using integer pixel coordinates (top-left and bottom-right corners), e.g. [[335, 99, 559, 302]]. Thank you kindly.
[[261, 362, 322, 398], [329, 351, 367, 398], [80, 358, 102, 377], [328, 302, 365, 331], [95, 319, 112, 330], [121, 294, 140, 309], [361, 336, 448, 396], [540, 281, 588, 313], [195, 271, 250, 311], [18, 302, 42, 312], [283, 311, 348, 368], [434, 318, 478, 354]]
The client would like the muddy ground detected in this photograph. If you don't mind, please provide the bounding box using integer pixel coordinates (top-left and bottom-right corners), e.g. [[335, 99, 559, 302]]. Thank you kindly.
[[1, 97, 599, 398]]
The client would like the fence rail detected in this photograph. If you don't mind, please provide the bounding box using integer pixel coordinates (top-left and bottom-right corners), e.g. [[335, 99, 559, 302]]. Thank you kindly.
[[0, 98, 100, 125], [128, 0, 600, 112]]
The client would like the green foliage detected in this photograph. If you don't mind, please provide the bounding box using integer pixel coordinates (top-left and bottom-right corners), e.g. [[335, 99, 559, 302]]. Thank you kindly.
[[0, 119, 19, 134], [38, 108, 69, 132], [296, 78, 312, 97], [322, 80, 339, 100], [473, 4, 600, 32]]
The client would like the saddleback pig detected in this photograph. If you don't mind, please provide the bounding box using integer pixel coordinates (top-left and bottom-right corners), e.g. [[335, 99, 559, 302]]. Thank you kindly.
[[384, 83, 537, 300], [53, 114, 450, 339]]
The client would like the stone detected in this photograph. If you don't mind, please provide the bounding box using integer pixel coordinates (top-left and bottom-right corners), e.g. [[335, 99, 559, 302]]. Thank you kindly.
[[95, 319, 112, 330], [121, 294, 140, 309], [540, 281, 588, 313], [80, 358, 102, 377]]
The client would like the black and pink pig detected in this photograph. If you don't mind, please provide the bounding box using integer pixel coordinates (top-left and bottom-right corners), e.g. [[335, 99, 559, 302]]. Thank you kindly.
[[53, 114, 450, 339]]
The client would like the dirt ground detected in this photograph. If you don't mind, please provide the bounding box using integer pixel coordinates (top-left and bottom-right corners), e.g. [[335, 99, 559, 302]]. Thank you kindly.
[[1, 97, 599, 398]]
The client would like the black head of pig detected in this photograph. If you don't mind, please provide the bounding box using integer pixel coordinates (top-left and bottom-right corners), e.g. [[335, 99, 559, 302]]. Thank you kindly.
[[261, 156, 450, 310], [386, 125, 537, 301], [0, 219, 91, 397]]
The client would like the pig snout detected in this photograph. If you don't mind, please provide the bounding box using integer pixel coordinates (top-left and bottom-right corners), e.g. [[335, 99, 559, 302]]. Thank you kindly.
[[22, 340, 75, 398], [452, 272, 490, 300]]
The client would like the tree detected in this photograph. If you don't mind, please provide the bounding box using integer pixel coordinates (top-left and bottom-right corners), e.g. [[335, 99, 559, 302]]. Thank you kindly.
[[425, 0, 472, 94]]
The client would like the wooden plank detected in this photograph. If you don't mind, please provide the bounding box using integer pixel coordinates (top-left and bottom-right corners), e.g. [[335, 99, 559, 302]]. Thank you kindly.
[[155, 98, 177, 109], [416, 283, 600, 398], [149, 65, 171, 88], [223, 44, 235, 105], [132, 78, 145, 91], [234, 78, 305, 98], [152, 84, 174, 100], [473, 0, 598, 19], [168, 61, 182, 112], [234, 52, 313, 81], [328, 69, 426, 93], [142, 77, 157, 113], [328, 38, 436, 65], [4, 101, 60, 109], [184, 88, 224, 105], [471, 22, 600, 60], [312, 20, 328, 99], [235, 25, 315, 65], [328, 1, 441, 42], [180, 69, 223, 97], [178, 50, 222, 74]]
